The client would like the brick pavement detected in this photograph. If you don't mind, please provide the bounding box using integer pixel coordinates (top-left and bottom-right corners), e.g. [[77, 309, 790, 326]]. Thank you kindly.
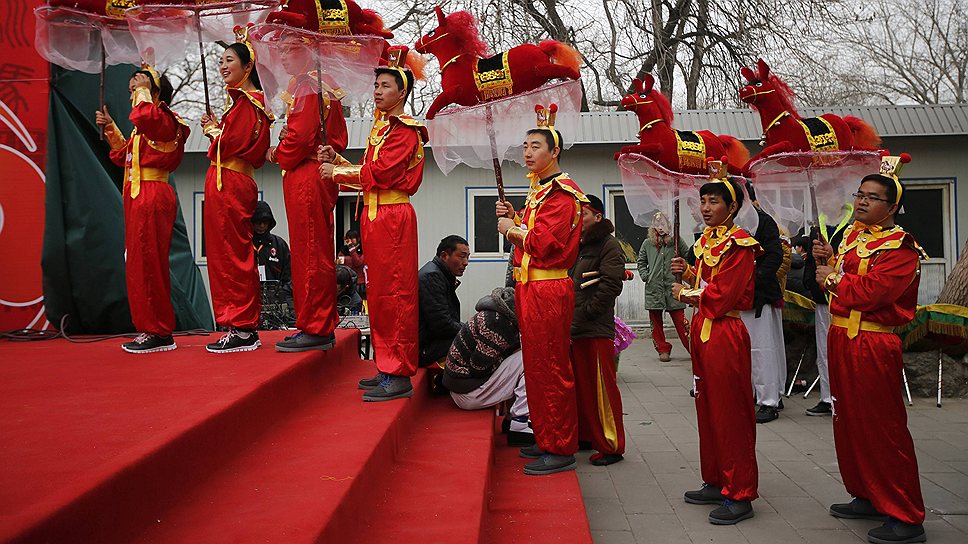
[[579, 338, 968, 544]]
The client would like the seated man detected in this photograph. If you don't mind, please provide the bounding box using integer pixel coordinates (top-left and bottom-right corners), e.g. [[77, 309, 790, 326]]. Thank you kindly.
[[418, 235, 469, 367], [336, 265, 364, 315], [445, 287, 531, 445]]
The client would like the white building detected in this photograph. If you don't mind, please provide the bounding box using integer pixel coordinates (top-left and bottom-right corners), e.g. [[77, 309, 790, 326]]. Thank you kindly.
[[174, 104, 968, 324]]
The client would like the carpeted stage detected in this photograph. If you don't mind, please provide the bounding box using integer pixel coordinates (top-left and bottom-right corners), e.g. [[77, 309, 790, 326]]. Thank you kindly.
[[0, 330, 590, 543]]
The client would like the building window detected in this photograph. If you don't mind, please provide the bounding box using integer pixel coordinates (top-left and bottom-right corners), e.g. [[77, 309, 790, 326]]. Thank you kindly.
[[606, 187, 649, 263], [466, 187, 528, 259]]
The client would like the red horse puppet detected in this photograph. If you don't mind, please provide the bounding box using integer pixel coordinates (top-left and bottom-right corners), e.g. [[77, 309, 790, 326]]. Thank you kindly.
[[414, 6, 581, 119], [265, 0, 394, 37], [616, 74, 749, 175], [740, 59, 880, 167]]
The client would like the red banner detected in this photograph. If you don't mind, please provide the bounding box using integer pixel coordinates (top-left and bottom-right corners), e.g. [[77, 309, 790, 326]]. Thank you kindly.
[[0, 1, 49, 331]]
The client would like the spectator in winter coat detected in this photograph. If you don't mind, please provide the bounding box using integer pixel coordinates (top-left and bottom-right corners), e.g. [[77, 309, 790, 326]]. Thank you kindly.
[[570, 195, 626, 466], [445, 287, 531, 445], [418, 235, 469, 367], [337, 229, 366, 299], [252, 201, 292, 298], [637, 212, 693, 361]]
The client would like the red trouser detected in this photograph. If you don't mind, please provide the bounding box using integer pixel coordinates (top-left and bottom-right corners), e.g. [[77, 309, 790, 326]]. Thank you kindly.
[[692, 315, 758, 501], [571, 337, 625, 456], [649, 309, 689, 354], [283, 162, 337, 336], [516, 278, 578, 456], [828, 327, 925, 524], [204, 167, 261, 329], [362, 202, 418, 376], [124, 180, 177, 336]]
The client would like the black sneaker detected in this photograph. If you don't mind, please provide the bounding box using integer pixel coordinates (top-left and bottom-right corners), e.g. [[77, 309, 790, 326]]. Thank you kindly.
[[777, 399, 785, 410], [508, 418, 535, 446], [362, 374, 413, 402], [829, 498, 889, 521], [756, 405, 779, 423], [519, 444, 545, 459], [275, 331, 335, 352], [523, 454, 577, 475], [867, 518, 926, 544], [358, 373, 383, 390], [590, 453, 624, 466], [206, 329, 261, 353], [122, 333, 176, 354], [806, 401, 832, 417], [708, 499, 754, 525], [684, 484, 726, 505]]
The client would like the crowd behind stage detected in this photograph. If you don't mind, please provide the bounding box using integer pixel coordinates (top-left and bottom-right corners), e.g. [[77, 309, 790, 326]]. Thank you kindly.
[[100, 27, 929, 541]]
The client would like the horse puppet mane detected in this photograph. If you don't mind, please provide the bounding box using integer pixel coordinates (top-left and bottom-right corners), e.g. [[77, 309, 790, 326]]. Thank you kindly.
[[443, 11, 490, 58], [650, 88, 675, 125]]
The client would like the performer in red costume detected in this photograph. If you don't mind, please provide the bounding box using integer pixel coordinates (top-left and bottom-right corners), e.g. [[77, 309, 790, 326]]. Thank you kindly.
[[267, 31, 349, 352], [497, 104, 588, 476], [671, 161, 761, 525], [320, 46, 426, 401], [201, 25, 273, 353], [814, 154, 927, 544], [96, 65, 189, 354]]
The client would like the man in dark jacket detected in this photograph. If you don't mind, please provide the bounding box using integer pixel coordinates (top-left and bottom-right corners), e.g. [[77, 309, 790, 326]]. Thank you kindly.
[[802, 218, 850, 417], [569, 195, 626, 466], [252, 201, 292, 298], [445, 287, 530, 445], [741, 188, 788, 424], [418, 235, 469, 367]]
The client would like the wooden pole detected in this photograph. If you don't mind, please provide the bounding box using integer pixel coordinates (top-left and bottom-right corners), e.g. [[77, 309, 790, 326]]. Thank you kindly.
[[196, 12, 212, 115], [484, 104, 506, 202]]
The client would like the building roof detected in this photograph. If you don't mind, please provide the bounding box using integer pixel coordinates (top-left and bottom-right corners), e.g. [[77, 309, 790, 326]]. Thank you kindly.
[[185, 103, 968, 152]]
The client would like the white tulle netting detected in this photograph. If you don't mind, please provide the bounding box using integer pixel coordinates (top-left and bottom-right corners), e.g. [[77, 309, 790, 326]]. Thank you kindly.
[[748, 151, 881, 236], [618, 153, 759, 237], [34, 7, 139, 73], [249, 23, 385, 118], [125, 1, 279, 71], [427, 79, 583, 175]]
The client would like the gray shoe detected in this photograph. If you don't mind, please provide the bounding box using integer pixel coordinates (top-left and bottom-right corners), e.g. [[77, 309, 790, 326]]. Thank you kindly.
[[358, 373, 384, 390], [684, 483, 726, 505], [275, 332, 335, 352], [523, 454, 577, 475], [519, 444, 545, 459], [708, 499, 754, 525], [829, 498, 889, 521], [362, 374, 414, 402]]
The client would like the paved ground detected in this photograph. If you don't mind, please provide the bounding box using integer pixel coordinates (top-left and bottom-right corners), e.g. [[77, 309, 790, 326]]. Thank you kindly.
[[579, 336, 968, 544]]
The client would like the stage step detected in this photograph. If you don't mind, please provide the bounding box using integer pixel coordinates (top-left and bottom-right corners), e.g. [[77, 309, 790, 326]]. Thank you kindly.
[[0, 330, 362, 544], [356, 394, 495, 544], [129, 359, 432, 543], [484, 442, 594, 543]]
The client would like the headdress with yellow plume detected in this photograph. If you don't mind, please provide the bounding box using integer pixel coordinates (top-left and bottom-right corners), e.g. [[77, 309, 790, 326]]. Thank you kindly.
[[533, 103, 560, 149], [864, 152, 911, 208]]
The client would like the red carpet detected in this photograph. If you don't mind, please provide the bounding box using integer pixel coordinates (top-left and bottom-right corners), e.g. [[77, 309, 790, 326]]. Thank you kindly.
[[0, 331, 591, 543]]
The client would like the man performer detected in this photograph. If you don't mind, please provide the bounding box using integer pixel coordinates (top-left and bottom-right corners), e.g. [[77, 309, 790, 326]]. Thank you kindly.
[[497, 104, 588, 476], [320, 46, 426, 401], [96, 64, 189, 354], [570, 194, 626, 466], [814, 154, 927, 544], [671, 161, 761, 525], [267, 29, 349, 352]]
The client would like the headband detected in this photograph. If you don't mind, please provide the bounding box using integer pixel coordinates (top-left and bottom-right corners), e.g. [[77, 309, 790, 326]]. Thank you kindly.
[[706, 159, 736, 203], [231, 24, 256, 88], [876, 153, 912, 205], [140, 62, 161, 90]]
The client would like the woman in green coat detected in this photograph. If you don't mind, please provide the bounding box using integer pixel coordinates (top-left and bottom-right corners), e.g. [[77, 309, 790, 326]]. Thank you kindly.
[[636, 212, 693, 361]]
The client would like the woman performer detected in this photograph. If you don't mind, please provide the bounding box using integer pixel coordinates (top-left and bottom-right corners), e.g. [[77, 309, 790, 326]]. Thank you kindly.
[[201, 25, 273, 353], [96, 65, 189, 354]]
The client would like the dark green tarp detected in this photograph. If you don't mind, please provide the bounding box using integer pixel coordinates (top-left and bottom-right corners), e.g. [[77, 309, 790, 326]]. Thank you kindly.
[[41, 65, 213, 333]]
